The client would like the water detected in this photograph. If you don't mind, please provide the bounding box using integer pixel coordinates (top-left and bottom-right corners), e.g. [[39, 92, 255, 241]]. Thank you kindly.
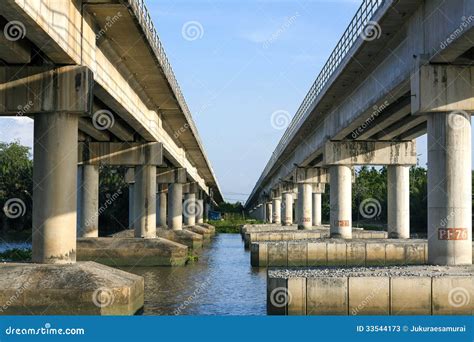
[[123, 233, 267, 315], [0, 241, 30, 253]]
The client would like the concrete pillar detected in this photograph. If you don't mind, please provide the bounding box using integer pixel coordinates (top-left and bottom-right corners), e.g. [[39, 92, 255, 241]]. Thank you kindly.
[[387, 165, 410, 239], [184, 192, 196, 226], [330, 165, 352, 238], [168, 183, 183, 230], [133, 165, 156, 238], [294, 199, 298, 223], [128, 183, 135, 229], [297, 183, 312, 229], [312, 192, 322, 227], [196, 199, 204, 224], [283, 192, 293, 226], [32, 113, 78, 264], [260, 203, 266, 222], [157, 190, 167, 228], [427, 111, 472, 265], [77, 164, 99, 238], [266, 202, 273, 223], [272, 197, 281, 224]]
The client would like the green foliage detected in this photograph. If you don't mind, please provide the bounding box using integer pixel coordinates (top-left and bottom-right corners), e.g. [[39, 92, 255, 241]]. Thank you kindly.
[[186, 251, 199, 263], [0, 248, 31, 261], [0, 141, 33, 232], [210, 218, 262, 233]]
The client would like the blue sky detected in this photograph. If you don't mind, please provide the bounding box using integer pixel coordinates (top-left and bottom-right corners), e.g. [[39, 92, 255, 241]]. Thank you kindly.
[[1, 0, 471, 203]]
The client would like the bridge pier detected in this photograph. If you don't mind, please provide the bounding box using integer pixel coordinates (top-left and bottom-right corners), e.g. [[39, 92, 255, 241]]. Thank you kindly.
[[77, 164, 100, 238], [169, 183, 184, 230], [312, 184, 325, 227], [266, 202, 273, 224], [134, 165, 157, 238], [271, 187, 282, 224], [329, 165, 352, 238], [125, 168, 135, 230], [157, 184, 168, 227], [196, 197, 204, 224], [387, 165, 410, 239], [184, 185, 197, 226], [283, 192, 293, 226]]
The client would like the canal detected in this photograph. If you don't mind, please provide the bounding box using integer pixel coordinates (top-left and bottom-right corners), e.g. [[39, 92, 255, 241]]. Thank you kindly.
[[123, 233, 267, 315]]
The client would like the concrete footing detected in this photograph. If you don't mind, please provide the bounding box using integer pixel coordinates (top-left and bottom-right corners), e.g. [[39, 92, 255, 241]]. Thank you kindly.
[[77, 237, 188, 266], [110, 228, 203, 249], [198, 223, 216, 235], [244, 228, 386, 248], [0, 262, 144, 315], [185, 225, 212, 241], [251, 239, 430, 267], [267, 265, 474, 315], [240, 224, 298, 238]]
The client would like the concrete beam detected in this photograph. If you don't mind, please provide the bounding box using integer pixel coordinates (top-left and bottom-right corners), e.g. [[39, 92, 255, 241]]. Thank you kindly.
[[411, 65, 474, 114], [0, 66, 93, 115], [293, 167, 329, 184], [323, 141, 416, 166], [156, 168, 187, 184], [78, 142, 163, 166]]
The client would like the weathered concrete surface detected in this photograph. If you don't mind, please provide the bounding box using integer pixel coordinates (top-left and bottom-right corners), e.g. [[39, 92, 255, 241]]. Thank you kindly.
[[268, 265, 474, 315], [240, 224, 298, 238], [197, 223, 216, 235], [0, 262, 143, 315], [77, 237, 188, 266], [245, 228, 386, 248], [111, 228, 203, 249], [185, 226, 212, 241], [251, 239, 428, 267]]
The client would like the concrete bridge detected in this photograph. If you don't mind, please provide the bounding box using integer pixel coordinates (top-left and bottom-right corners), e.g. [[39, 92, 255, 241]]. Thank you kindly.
[[245, 0, 474, 315], [0, 0, 221, 314]]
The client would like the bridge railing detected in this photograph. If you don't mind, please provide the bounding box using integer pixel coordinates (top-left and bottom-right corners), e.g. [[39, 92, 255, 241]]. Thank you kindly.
[[260, 0, 384, 181]]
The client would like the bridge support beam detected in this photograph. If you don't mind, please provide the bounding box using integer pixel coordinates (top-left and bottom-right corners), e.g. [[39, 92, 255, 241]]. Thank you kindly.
[[312, 184, 325, 227], [77, 164, 99, 238], [329, 165, 352, 239], [387, 165, 409, 239], [134, 165, 156, 238], [157, 184, 168, 228]]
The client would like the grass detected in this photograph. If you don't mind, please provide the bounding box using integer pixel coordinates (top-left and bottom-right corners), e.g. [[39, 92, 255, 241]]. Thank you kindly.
[[0, 248, 31, 262], [186, 251, 199, 264], [209, 219, 263, 234]]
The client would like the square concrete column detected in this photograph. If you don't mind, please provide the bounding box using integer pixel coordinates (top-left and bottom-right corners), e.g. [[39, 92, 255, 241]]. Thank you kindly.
[[272, 197, 281, 224], [32, 113, 78, 264], [196, 199, 204, 224], [168, 183, 184, 230], [387, 165, 410, 239], [77, 164, 99, 238], [293, 199, 298, 223], [133, 165, 157, 238], [297, 183, 312, 229], [312, 184, 325, 227], [183, 192, 196, 226], [157, 185, 167, 228], [125, 168, 135, 230], [330, 165, 352, 238], [427, 111, 472, 265], [283, 192, 293, 226]]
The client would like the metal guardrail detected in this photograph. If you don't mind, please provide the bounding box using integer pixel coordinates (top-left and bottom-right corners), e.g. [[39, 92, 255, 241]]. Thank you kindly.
[[259, 0, 384, 181]]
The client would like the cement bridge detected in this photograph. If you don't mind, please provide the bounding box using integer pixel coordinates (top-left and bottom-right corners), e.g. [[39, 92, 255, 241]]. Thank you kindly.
[[0, 0, 221, 314], [246, 0, 474, 266]]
